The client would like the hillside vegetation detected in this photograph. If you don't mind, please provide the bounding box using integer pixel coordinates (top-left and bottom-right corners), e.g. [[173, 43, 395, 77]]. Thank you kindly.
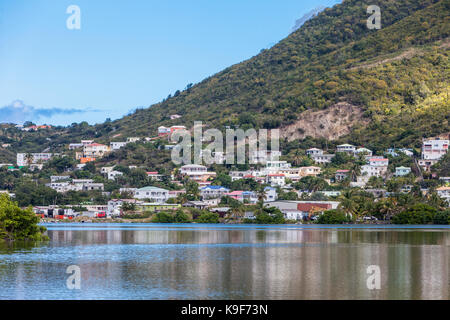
[[0, 0, 449, 163]]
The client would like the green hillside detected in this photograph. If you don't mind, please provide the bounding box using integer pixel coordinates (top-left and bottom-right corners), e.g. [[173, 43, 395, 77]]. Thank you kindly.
[[0, 0, 449, 163], [106, 0, 449, 142]]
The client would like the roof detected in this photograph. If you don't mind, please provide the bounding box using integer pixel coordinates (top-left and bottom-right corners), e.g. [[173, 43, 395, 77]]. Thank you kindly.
[[226, 191, 243, 196], [337, 144, 355, 147], [137, 186, 168, 192], [201, 185, 229, 190], [370, 158, 388, 161], [86, 143, 107, 147], [436, 187, 450, 191], [268, 173, 285, 177], [336, 170, 350, 173], [297, 203, 332, 212]]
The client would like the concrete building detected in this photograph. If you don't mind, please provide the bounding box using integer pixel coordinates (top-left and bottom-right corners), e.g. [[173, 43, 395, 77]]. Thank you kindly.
[[134, 186, 169, 203], [200, 185, 230, 199]]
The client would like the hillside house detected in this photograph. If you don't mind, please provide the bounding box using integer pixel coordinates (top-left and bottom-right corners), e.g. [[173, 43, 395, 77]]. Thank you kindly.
[[134, 186, 169, 203], [336, 144, 356, 154], [395, 166, 411, 177]]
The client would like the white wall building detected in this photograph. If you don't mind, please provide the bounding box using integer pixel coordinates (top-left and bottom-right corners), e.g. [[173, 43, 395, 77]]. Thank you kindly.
[[134, 186, 169, 203], [422, 138, 449, 160], [17, 153, 58, 167], [110, 142, 128, 150]]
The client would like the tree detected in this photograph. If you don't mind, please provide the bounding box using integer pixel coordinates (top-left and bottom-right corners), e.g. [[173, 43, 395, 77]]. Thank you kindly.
[[174, 209, 190, 223], [196, 212, 219, 223], [316, 210, 352, 224], [391, 204, 438, 225], [0, 194, 48, 241]]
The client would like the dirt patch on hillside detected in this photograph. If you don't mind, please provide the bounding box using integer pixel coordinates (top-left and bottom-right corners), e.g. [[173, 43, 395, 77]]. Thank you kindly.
[[281, 102, 368, 141]]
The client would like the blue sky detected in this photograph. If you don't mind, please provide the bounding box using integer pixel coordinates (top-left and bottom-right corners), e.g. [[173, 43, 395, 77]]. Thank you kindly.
[[0, 0, 340, 126]]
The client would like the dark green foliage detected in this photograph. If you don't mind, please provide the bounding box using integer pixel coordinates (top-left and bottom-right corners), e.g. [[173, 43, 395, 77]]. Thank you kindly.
[[152, 211, 175, 223], [316, 209, 353, 224], [196, 212, 219, 223], [0, 194, 48, 241], [391, 204, 439, 224], [174, 209, 190, 223]]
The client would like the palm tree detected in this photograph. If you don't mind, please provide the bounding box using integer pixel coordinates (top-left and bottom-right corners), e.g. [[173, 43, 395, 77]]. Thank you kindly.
[[256, 186, 268, 209]]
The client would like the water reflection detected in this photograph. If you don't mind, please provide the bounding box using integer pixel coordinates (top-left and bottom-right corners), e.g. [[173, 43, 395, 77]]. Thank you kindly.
[[0, 224, 448, 300]]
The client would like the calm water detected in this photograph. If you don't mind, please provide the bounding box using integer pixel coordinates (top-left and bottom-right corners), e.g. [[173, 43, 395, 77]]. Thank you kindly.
[[0, 223, 449, 300]]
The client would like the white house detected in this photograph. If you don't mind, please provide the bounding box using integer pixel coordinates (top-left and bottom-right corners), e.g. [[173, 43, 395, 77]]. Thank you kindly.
[[266, 173, 286, 187], [127, 137, 140, 143], [395, 166, 411, 177], [436, 187, 450, 205], [83, 143, 110, 158], [336, 144, 356, 154], [368, 157, 389, 167], [361, 165, 387, 178], [422, 138, 449, 160], [110, 141, 128, 150], [134, 186, 169, 203], [200, 185, 230, 199], [264, 187, 278, 202], [108, 170, 123, 180], [17, 153, 58, 167], [306, 148, 323, 156], [355, 147, 373, 157], [265, 161, 291, 174], [311, 153, 334, 164]]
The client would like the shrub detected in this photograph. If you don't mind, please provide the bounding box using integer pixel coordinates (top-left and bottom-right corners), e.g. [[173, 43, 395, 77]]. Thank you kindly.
[[391, 204, 438, 224], [316, 210, 352, 224], [174, 210, 190, 223], [152, 211, 175, 223], [196, 212, 219, 223]]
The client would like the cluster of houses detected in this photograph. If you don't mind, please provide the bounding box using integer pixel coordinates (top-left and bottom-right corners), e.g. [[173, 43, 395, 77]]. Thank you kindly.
[[45, 176, 105, 193], [6, 124, 449, 221]]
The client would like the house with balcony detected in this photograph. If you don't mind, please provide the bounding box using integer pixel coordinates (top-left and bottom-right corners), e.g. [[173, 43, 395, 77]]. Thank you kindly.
[[200, 185, 230, 199], [83, 143, 110, 158], [266, 173, 286, 187], [134, 186, 169, 203], [336, 144, 356, 154]]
